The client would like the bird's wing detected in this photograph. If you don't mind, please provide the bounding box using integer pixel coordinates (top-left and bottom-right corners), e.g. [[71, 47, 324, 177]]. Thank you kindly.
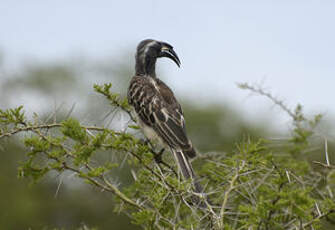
[[128, 76, 196, 158]]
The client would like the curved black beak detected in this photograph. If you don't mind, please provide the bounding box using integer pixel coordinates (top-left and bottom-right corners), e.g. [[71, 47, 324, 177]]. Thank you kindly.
[[159, 47, 181, 67]]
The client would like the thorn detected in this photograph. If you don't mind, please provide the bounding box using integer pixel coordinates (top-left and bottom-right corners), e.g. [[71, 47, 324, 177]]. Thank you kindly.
[[315, 202, 322, 216], [325, 138, 330, 166], [327, 185, 334, 198], [131, 169, 138, 181], [54, 173, 64, 198], [286, 170, 291, 183], [53, 100, 57, 123], [65, 102, 76, 119]]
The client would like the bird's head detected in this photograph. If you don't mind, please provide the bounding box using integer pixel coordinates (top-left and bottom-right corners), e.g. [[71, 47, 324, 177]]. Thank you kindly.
[[135, 39, 180, 76], [137, 39, 181, 67]]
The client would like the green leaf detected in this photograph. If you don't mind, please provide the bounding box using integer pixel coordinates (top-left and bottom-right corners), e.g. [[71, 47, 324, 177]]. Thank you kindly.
[[61, 118, 87, 143]]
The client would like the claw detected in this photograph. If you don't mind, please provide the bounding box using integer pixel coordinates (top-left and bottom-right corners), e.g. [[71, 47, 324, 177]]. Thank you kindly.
[[139, 138, 150, 146], [154, 148, 165, 164]]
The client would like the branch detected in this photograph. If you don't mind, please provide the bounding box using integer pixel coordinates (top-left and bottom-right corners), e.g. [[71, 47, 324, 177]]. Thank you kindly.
[[32, 127, 143, 211], [219, 160, 246, 228], [63, 162, 143, 210], [0, 123, 121, 139], [288, 209, 335, 230], [238, 83, 297, 120], [313, 161, 335, 169]]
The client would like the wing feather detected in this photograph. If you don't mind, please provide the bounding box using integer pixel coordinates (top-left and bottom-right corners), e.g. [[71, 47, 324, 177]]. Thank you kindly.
[[128, 76, 196, 158]]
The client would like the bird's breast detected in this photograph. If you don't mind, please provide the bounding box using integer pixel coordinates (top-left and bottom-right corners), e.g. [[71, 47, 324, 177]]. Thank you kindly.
[[137, 115, 165, 147]]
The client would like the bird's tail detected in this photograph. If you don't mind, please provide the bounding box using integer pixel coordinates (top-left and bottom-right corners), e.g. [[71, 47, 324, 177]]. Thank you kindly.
[[172, 149, 207, 207]]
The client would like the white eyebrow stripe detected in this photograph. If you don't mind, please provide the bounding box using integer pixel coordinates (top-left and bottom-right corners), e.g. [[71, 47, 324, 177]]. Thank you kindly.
[[140, 41, 158, 63], [144, 41, 157, 54]]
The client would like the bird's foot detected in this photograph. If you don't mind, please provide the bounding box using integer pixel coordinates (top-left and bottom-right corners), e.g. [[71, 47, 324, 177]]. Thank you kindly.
[[138, 138, 150, 146], [154, 148, 165, 164]]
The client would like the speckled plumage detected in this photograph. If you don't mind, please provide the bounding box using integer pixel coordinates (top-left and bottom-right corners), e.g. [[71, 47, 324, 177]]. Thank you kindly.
[[128, 76, 196, 158], [127, 39, 203, 194]]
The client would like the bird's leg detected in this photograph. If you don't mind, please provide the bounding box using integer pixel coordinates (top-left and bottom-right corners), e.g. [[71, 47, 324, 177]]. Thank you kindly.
[[139, 138, 164, 163], [138, 138, 150, 146], [154, 148, 179, 178], [138, 139, 178, 176], [139, 138, 177, 175], [153, 148, 165, 164]]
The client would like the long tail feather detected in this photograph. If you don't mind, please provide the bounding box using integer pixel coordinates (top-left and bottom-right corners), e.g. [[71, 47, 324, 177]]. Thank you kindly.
[[172, 150, 204, 193]]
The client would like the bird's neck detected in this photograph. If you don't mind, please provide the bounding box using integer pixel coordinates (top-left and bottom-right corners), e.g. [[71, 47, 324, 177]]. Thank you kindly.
[[135, 56, 157, 77]]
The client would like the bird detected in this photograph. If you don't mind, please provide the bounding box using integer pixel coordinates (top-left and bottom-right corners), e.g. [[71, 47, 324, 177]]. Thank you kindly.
[[127, 39, 204, 196]]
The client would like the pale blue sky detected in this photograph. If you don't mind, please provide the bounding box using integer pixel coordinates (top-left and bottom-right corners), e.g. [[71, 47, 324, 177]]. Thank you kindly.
[[1, 1, 335, 129]]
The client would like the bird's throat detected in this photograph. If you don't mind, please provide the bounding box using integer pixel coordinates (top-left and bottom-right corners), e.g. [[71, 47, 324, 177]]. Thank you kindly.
[[135, 56, 157, 77]]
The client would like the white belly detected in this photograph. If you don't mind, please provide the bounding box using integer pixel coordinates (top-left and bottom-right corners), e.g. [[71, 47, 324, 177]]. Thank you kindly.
[[137, 117, 166, 147]]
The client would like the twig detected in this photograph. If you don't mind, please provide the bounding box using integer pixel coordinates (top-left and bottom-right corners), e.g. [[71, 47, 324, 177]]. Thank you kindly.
[[288, 210, 335, 230], [238, 83, 297, 120], [219, 160, 246, 228], [63, 162, 143, 210], [0, 123, 121, 139], [313, 161, 335, 169]]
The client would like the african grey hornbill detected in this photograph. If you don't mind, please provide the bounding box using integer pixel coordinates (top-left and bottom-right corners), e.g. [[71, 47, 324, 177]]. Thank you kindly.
[[127, 39, 204, 194]]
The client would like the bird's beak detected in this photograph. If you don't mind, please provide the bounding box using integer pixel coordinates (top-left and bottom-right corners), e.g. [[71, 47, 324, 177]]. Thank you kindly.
[[159, 46, 181, 67]]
